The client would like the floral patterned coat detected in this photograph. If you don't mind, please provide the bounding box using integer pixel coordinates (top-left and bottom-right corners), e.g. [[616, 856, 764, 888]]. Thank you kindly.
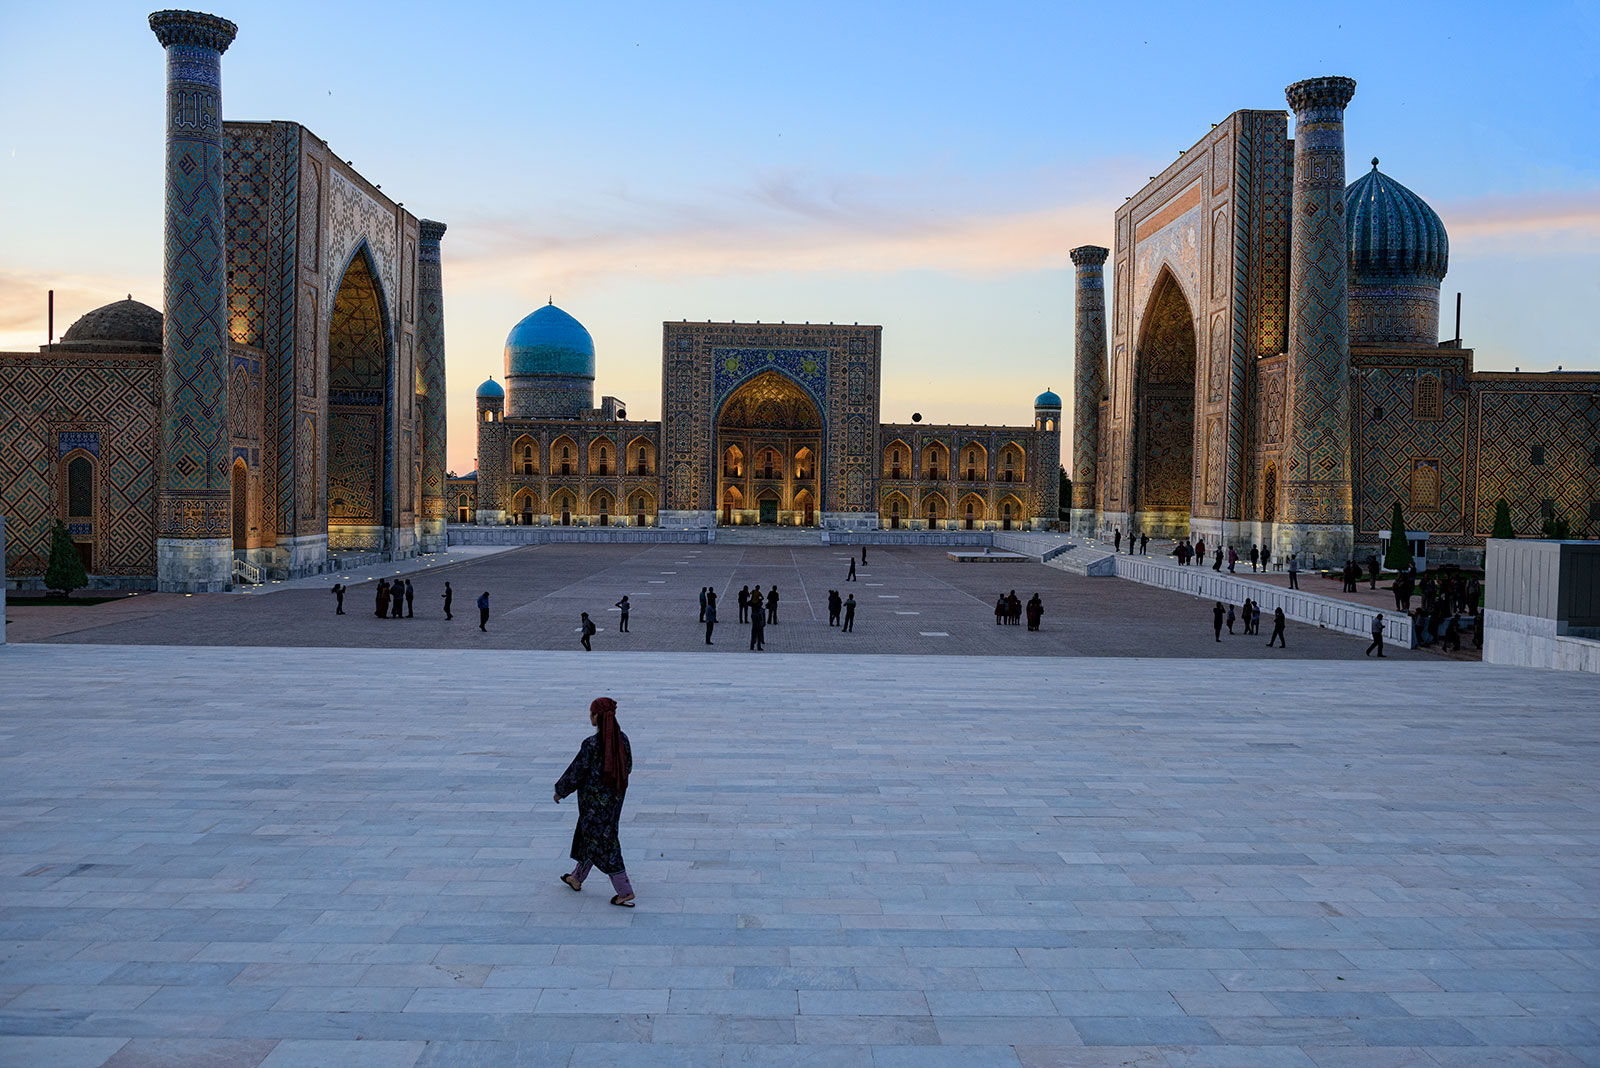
[[555, 731, 632, 874]]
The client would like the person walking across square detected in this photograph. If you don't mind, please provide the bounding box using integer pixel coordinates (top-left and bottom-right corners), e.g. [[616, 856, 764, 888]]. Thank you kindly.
[[698, 587, 707, 623], [580, 611, 596, 651], [842, 593, 856, 632], [847, 558, 856, 581], [738, 585, 749, 623], [703, 591, 716, 645], [615, 595, 630, 633], [1267, 606, 1286, 647], [1287, 554, 1300, 590], [555, 697, 635, 907], [1366, 613, 1386, 657], [477, 591, 490, 631], [404, 579, 414, 618], [442, 581, 453, 620], [766, 586, 779, 625], [331, 583, 345, 614]]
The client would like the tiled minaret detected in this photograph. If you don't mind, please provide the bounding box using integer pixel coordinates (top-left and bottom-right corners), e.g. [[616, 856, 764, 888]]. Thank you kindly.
[[417, 219, 448, 551], [1281, 76, 1357, 564], [150, 10, 238, 591], [1069, 245, 1109, 536]]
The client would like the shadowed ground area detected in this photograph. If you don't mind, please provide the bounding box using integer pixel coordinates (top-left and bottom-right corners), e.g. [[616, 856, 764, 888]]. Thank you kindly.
[[0, 644, 1594, 1067], [8, 544, 1429, 660]]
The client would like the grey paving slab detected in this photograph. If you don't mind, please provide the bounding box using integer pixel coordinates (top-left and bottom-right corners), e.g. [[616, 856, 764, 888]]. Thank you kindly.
[[0, 642, 1595, 1067], [12, 544, 1435, 660]]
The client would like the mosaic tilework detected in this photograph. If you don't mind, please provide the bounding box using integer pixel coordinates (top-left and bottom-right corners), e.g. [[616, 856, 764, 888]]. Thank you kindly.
[[1351, 354, 1469, 536], [267, 121, 300, 542], [661, 323, 879, 517], [0, 356, 159, 576], [1070, 246, 1108, 512], [1472, 381, 1600, 537], [224, 125, 270, 349], [327, 410, 380, 523], [153, 19, 236, 540], [1281, 76, 1357, 529], [417, 220, 448, 520]]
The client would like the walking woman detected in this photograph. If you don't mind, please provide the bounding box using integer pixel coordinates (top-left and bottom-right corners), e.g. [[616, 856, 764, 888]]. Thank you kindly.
[[555, 697, 636, 906]]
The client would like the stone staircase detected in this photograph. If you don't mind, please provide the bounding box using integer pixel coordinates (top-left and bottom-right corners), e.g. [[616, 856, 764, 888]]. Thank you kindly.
[[1043, 543, 1119, 577], [710, 526, 827, 547]]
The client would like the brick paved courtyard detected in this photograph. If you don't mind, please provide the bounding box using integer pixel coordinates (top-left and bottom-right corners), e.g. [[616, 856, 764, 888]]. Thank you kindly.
[[8, 545, 1428, 660], [0, 643, 1595, 1067]]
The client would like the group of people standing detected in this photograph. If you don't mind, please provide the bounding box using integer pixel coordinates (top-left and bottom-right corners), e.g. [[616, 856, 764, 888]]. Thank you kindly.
[[826, 589, 856, 631], [332, 577, 483, 630], [1111, 528, 1149, 555], [992, 590, 1045, 630], [1212, 598, 1287, 647]]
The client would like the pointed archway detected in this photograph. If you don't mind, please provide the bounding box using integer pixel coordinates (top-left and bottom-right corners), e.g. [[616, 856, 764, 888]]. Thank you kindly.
[[326, 246, 393, 552], [716, 371, 822, 526], [1133, 268, 1197, 536]]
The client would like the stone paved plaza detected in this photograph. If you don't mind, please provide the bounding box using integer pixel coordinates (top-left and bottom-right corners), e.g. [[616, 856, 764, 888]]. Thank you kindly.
[[1, 642, 1596, 1067], [7, 545, 1427, 661]]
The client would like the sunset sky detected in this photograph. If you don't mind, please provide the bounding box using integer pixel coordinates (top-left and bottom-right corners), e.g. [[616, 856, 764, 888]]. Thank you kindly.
[[2, 0, 1596, 475]]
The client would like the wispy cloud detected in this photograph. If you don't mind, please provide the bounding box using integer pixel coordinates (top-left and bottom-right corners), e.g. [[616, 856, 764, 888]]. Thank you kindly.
[[1439, 189, 1600, 250], [447, 166, 1130, 293]]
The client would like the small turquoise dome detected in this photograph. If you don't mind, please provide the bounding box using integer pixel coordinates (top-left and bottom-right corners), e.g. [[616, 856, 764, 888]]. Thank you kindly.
[[476, 376, 504, 399], [504, 303, 595, 381], [1035, 388, 1062, 408], [1345, 159, 1449, 282]]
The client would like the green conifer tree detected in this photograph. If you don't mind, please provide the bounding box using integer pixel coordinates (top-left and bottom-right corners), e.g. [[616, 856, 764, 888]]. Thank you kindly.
[[1383, 501, 1413, 572], [1490, 499, 1515, 540], [44, 521, 88, 597], [1058, 467, 1072, 520]]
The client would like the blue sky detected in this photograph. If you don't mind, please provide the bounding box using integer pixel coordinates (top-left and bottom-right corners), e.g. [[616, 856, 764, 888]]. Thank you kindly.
[[2, 0, 1596, 473]]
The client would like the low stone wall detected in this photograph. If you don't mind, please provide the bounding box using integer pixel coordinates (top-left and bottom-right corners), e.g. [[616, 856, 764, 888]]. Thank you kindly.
[[1057, 550, 1412, 646], [1484, 609, 1600, 673], [449, 526, 708, 546]]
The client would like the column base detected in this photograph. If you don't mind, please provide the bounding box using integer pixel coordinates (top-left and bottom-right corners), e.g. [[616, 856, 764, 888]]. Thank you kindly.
[[1273, 523, 1354, 570], [419, 518, 448, 553], [157, 537, 233, 593]]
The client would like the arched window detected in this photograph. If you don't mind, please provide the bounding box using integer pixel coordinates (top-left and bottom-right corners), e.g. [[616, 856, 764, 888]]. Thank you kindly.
[[522, 444, 534, 477], [637, 446, 648, 474], [597, 446, 609, 475], [67, 456, 93, 518]]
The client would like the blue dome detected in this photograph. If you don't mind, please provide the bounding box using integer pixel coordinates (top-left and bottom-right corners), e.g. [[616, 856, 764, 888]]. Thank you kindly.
[[504, 303, 595, 380], [1345, 159, 1449, 282], [476, 376, 504, 399], [1035, 388, 1062, 408]]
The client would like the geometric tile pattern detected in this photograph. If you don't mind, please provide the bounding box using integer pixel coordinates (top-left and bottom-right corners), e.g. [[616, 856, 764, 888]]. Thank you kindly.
[[0, 356, 159, 577], [1352, 354, 1468, 537], [1472, 381, 1600, 537], [1280, 76, 1357, 530], [1070, 246, 1108, 513], [659, 323, 881, 516], [152, 18, 236, 539], [417, 220, 447, 521]]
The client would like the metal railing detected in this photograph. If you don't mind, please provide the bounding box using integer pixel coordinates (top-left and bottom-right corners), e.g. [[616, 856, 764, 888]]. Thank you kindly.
[[232, 558, 261, 585]]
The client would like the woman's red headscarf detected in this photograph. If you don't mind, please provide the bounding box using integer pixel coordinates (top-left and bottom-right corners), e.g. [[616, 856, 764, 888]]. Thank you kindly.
[[591, 697, 627, 792]]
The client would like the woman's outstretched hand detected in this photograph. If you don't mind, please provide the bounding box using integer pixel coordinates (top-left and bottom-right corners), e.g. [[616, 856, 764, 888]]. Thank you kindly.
[[553, 793, 561, 803]]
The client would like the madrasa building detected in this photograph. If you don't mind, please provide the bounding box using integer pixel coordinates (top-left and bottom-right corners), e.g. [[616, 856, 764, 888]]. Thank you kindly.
[[457, 311, 1061, 532], [0, 11, 449, 592], [1067, 76, 1600, 566]]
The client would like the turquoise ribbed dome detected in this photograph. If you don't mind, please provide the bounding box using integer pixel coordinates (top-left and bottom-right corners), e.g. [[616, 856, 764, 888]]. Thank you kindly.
[[504, 303, 595, 380], [1345, 159, 1449, 282], [476, 376, 504, 399], [1035, 388, 1062, 408]]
